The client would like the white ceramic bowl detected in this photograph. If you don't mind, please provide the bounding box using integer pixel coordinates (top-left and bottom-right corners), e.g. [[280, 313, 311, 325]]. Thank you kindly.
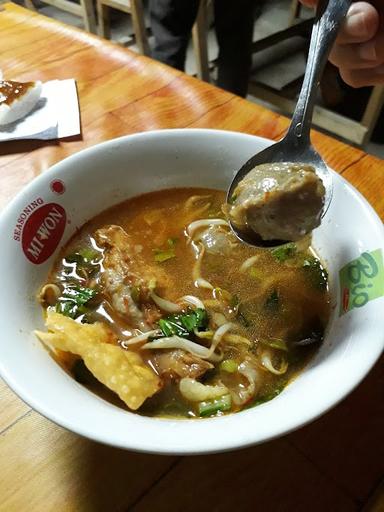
[[1, 129, 383, 454]]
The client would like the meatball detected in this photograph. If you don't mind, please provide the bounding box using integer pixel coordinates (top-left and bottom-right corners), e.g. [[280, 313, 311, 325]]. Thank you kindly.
[[228, 162, 325, 241]]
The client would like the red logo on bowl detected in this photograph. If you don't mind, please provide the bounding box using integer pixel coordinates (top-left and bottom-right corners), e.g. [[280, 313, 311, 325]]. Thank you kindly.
[[50, 179, 65, 195], [22, 203, 66, 264]]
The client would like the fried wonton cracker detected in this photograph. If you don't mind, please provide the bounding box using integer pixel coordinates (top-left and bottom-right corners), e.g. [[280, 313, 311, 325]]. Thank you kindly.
[[35, 311, 161, 410]]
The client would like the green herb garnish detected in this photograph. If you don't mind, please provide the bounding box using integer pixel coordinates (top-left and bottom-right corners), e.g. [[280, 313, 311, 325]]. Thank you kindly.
[[153, 238, 178, 263], [220, 360, 238, 373], [302, 257, 328, 290], [198, 394, 232, 417], [271, 243, 297, 262], [158, 308, 209, 338], [153, 249, 175, 263], [66, 247, 101, 265], [158, 317, 188, 337], [64, 247, 102, 280], [167, 238, 178, 247], [55, 285, 98, 320]]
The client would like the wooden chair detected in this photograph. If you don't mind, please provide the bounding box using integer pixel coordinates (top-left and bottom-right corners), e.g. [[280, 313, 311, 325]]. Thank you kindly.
[[96, 0, 210, 67], [248, 1, 384, 147], [289, 0, 302, 25], [192, 0, 212, 82], [96, 0, 150, 55], [190, 0, 381, 147], [191, 0, 312, 83], [24, 0, 97, 33]]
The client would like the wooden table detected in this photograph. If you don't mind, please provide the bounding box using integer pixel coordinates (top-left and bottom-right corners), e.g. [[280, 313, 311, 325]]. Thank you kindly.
[[0, 4, 383, 511]]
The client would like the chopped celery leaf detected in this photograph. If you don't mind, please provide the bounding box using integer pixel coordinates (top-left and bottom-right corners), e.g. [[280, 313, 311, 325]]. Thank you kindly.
[[220, 360, 238, 373], [55, 285, 97, 320], [271, 242, 297, 262], [158, 308, 208, 338], [167, 238, 178, 247], [66, 247, 101, 265], [153, 248, 175, 263], [153, 238, 179, 263], [158, 317, 188, 338], [302, 257, 328, 290], [198, 395, 232, 417], [61, 286, 96, 304]]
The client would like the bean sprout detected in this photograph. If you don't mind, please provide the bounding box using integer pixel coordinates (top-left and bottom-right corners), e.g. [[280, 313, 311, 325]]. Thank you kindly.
[[194, 329, 214, 339], [240, 255, 261, 273], [231, 359, 261, 405], [142, 336, 223, 362], [261, 349, 288, 375], [150, 292, 180, 313], [203, 299, 222, 308], [121, 329, 161, 347], [185, 195, 211, 208], [38, 283, 61, 307], [211, 312, 227, 326], [192, 243, 214, 289], [179, 378, 228, 402], [181, 295, 205, 310], [187, 219, 229, 239], [209, 323, 234, 355], [223, 333, 252, 346]]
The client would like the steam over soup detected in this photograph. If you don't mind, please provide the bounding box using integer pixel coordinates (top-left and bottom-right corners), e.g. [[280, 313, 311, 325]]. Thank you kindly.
[[36, 188, 330, 418]]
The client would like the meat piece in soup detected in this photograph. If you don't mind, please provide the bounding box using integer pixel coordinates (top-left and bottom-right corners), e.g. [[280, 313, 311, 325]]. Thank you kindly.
[[36, 188, 330, 418]]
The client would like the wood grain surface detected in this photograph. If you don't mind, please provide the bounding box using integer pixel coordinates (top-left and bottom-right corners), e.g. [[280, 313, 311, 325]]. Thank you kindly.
[[0, 4, 383, 511]]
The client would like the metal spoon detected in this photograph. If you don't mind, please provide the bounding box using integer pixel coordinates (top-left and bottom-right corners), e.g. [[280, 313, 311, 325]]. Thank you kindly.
[[227, 0, 352, 247]]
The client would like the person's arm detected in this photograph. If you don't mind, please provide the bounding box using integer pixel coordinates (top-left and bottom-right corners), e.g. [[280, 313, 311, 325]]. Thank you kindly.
[[300, 1, 383, 86]]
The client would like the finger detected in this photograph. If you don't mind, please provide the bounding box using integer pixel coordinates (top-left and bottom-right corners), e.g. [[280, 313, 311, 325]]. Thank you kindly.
[[330, 32, 384, 69], [340, 65, 384, 87], [336, 2, 380, 44]]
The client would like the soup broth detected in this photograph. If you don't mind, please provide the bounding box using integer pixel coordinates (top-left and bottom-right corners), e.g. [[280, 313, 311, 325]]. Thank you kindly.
[[36, 188, 330, 418]]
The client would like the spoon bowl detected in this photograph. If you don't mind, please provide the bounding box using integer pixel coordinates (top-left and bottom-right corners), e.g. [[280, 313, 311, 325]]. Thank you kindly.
[[227, 0, 351, 247], [227, 139, 333, 247]]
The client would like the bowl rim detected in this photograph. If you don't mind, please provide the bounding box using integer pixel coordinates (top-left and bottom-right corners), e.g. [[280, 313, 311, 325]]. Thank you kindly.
[[1, 128, 384, 455]]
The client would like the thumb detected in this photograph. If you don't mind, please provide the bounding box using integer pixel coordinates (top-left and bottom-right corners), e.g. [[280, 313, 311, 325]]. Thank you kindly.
[[337, 2, 380, 43]]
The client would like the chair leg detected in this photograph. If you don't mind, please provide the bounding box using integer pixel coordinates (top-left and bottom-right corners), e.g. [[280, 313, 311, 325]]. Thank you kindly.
[[289, 0, 302, 25], [361, 85, 384, 146], [130, 0, 150, 56], [97, 1, 111, 39], [192, 0, 210, 83], [80, 0, 97, 33]]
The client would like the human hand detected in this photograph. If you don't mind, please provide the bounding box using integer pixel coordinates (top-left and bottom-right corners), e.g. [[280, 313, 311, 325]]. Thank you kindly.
[[300, 1, 384, 87]]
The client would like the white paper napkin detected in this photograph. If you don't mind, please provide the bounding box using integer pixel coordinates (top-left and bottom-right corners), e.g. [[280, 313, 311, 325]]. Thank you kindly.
[[0, 79, 80, 141]]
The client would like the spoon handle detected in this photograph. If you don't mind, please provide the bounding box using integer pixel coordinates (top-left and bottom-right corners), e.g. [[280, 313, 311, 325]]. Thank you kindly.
[[286, 0, 352, 147]]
